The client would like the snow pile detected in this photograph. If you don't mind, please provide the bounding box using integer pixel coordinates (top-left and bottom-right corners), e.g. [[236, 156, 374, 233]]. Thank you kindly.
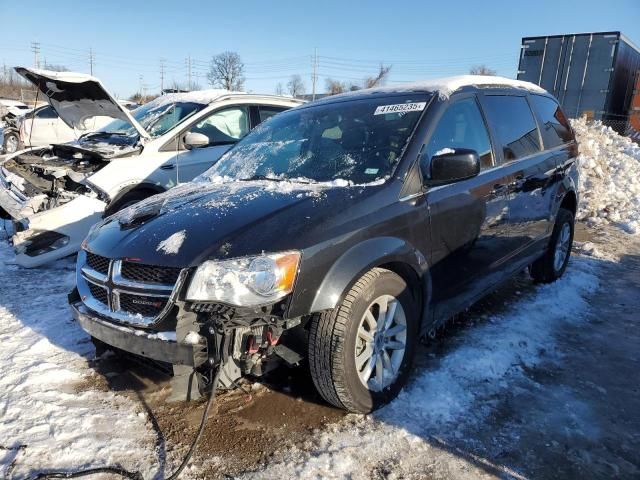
[[0, 239, 159, 479], [243, 257, 600, 479], [157, 229, 187, 255], [573, 117, 640, 233]]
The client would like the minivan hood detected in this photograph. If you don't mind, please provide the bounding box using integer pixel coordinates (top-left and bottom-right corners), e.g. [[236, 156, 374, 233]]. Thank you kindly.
[[15, 67, 150, 139], [85, 179, 383, 267]]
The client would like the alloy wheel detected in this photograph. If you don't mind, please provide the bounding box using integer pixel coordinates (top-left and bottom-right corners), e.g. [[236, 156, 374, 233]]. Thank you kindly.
[[354, 294, 407, 392]]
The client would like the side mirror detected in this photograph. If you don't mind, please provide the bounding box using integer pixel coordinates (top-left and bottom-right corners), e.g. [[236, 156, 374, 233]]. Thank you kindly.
[[184, 132, 210, 149], [422, 148, 481, 185]]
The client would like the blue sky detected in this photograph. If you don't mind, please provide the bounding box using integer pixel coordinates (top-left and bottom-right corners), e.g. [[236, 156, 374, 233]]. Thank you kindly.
[[1, 0, 639, 98]]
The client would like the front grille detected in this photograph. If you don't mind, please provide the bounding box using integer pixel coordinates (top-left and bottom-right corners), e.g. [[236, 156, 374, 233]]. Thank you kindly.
[[121, 261, 182, 285], [119, 292, 168, 317], [88, 282, 109, 306], [86, 252, 110, 275], [79, 252, 183, 326]]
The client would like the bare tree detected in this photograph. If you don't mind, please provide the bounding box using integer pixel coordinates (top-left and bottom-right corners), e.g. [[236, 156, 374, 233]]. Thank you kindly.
[[325, 78, 347, 95], [469, 65, 497, 76], [207, 51, 245, 91], [274, 82, 284, 96], [42, 62, 69, 72], [287, 74, 305, 97], [364, 64, 392, 88]]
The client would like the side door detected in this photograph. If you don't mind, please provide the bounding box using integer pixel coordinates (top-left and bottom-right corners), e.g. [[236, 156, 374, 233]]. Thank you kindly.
[[479, 93, 553, 261], [25, 106, 59, 146], [426, 95, 514, 321], [173, 106, 251, 183]]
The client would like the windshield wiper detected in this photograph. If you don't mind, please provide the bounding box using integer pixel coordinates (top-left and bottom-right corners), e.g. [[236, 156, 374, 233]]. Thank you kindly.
[[239, 174, 288, 182]]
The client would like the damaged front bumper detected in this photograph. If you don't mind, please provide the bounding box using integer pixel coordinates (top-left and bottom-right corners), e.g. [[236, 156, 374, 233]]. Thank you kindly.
[[70, 300, 201, 366], [9, 194, 107, 267]]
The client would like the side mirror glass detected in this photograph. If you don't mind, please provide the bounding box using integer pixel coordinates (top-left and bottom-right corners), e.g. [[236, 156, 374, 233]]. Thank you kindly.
[[184, 131, 210, 149], [421, 148, 481, 185]]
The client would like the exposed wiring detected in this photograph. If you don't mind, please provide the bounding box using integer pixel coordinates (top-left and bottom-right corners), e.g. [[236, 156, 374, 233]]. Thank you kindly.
[[25, 364, 223, 480]]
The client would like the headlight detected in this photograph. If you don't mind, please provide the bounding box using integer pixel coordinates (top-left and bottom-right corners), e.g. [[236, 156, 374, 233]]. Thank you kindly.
[[186, 251, 301, 306]]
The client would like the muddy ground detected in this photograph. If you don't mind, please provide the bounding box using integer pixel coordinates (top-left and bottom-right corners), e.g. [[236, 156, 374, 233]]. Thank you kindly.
[[76, 223, 640, 479]]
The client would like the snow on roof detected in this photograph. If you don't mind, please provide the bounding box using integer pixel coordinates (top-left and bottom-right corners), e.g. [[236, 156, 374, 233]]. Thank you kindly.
[[333, 75, 548, 100], [147, 89, 245, 108]]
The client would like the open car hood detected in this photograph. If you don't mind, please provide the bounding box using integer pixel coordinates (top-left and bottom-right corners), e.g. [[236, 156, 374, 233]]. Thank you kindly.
[[15, 67, 150, 139]]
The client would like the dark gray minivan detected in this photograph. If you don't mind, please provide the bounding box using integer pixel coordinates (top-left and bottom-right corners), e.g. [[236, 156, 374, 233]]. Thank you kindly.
[[70, 76, 579, 413]]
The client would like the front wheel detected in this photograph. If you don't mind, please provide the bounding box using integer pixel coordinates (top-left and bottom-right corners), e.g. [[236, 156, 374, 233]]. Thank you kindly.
[[3, 132, 19, 154], [529, 207, 574, 283], [308, 268, 419, 413]]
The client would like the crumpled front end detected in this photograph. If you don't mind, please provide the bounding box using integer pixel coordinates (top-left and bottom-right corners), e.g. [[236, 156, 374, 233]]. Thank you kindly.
[[0, 147, 108, 267]]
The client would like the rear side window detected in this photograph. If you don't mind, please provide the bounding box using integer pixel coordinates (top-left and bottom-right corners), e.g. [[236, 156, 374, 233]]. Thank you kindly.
[[529, 95, 574, 148], [426, 97, 494, 170], [482, 95, 541, 162], [258, 106, 287, 124]]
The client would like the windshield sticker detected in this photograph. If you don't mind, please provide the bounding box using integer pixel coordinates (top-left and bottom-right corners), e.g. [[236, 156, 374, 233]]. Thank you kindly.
[[365, 168, 379, 175], [374, 102, 426, 116]]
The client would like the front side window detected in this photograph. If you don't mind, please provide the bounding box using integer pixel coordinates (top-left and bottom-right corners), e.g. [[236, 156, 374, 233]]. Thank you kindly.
[[190, 106, 250, 146], [35, 106, 57, 119], [204, 94, 430, 184], [529, 94, 574, 149], [482, 95, 541, 162], [426, 97, 494, 170]]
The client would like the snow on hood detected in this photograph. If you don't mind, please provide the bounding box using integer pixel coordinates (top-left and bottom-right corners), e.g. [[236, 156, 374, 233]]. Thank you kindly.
[[14, 66, 149, 139], [331, 75, 547, 100]]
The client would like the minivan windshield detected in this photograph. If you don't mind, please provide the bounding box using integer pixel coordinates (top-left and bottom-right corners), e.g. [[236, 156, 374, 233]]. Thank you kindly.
[[205, 94, 430, 184], [93, 101, 205, 138]]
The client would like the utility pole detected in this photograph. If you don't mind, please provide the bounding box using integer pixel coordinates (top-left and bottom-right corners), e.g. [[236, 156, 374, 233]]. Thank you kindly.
[[160, 58, 165, 93], [88, 48, 95, 75], [185, 55, 192, 91], [31, 42, 40, 69], [311, 48, 318, 101], [139, 74, 146, 100]]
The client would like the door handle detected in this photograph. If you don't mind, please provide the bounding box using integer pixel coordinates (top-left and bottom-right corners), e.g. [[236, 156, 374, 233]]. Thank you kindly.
[[160, 164, 176, 170], [492, 183, 508, 195]]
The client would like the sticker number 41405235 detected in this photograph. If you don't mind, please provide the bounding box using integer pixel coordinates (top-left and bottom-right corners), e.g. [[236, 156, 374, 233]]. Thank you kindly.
[[374, 102, 426, 115]]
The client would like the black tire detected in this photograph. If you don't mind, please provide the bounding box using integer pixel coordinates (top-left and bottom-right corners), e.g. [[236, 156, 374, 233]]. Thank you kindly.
[[3, 131, 20, 154], [105, 190, 154, 216], [308, 268, 419, 413], [529, 208, 574, 283]]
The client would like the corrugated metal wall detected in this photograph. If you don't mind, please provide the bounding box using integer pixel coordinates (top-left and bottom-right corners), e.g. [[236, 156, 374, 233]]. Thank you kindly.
[[518, 32, 619, 120]]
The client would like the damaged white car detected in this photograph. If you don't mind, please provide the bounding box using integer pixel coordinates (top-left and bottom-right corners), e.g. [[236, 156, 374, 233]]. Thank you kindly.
[[0, 67, 303, 267]]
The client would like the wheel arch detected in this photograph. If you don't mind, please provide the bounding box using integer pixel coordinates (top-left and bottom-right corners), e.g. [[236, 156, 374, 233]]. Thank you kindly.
[[302, 237, 431, 330], [105, 182, 166, 215]]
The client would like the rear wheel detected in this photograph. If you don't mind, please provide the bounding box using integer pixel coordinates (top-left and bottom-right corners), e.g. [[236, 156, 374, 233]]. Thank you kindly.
[[308, 268, 418, 413], [529, 207, 574, 283]]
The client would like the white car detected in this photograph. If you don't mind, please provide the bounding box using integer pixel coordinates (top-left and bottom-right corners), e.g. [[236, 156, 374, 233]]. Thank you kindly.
[[0, 98, 32, 117], [0, 67, 303, 267], [20, 104, 112, 149]]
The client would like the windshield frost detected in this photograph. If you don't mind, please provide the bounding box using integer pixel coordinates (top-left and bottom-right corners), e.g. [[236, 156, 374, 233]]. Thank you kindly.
[[204, 95, 430, 184], [96, 101, 204, 138]]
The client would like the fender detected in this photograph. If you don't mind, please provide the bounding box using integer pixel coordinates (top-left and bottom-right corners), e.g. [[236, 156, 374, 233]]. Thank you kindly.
[[550, 160, 579, 221], [305, 236, 431, 326]]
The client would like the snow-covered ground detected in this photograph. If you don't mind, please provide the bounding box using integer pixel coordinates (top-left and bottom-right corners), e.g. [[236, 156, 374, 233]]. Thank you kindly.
[[0, 235, 159, 479], [573, 118, 640, 234]]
